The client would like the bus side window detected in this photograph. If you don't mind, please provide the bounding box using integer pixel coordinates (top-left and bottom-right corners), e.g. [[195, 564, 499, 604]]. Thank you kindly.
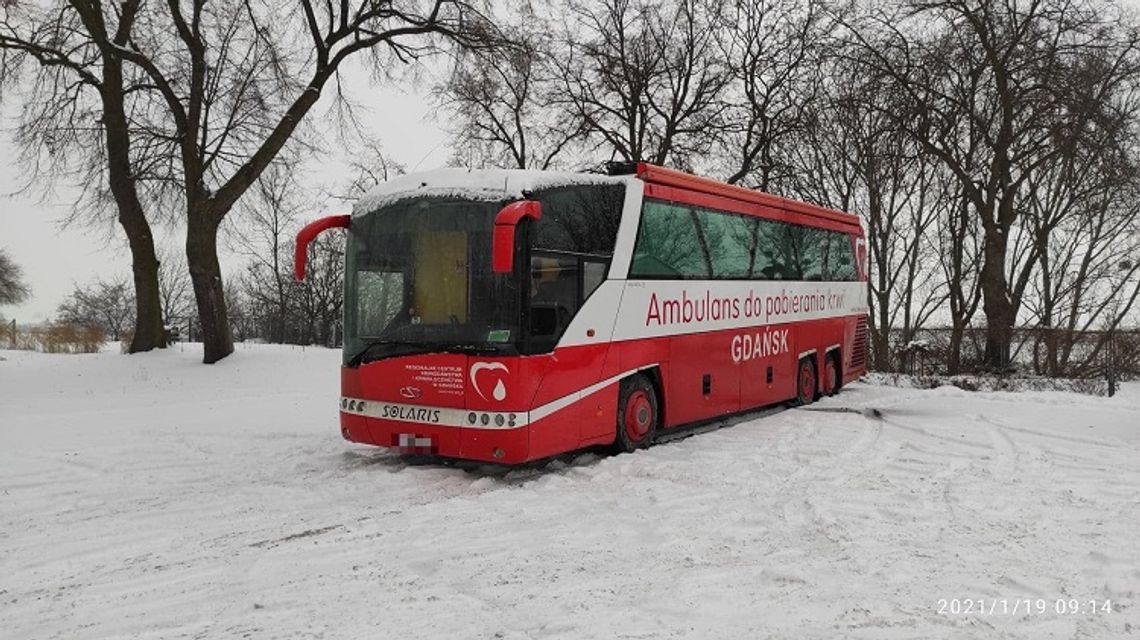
[[800, 227, 825, 281], [630, 201, 710, 278], [696, 209, 754, 278], [829, 232, 857, 281], [533, 184, 625, 255], [530, 255, 578, 340], [752, 218, 781, 280], [583, 260, 606, 299]]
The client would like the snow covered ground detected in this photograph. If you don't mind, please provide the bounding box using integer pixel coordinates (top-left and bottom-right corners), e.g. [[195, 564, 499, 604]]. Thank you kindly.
[[2, 344, 1138, 639]]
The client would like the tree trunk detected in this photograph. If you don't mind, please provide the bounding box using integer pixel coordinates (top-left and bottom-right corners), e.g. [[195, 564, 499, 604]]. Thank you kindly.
[[125, 231, 166, 352], [100, 57, 165, 354], [1040, 312, 1060, 377], [980, 227, 1014, 371], [947, 323, 965, 375], [1038, 242, 1058, 376], [871, 314, 890, 371], [187, 214, 233, 363]]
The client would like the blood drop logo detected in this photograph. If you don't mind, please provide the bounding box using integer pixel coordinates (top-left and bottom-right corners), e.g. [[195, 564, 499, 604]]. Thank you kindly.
[[470, 362, 509, 402]]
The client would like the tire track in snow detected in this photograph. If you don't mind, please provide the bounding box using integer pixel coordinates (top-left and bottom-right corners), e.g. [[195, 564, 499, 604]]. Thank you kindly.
[[978, 414, 1019, 484], [824, 411, 888, 486], [771, 409, 894, 559], [862, 411, 975, 530]]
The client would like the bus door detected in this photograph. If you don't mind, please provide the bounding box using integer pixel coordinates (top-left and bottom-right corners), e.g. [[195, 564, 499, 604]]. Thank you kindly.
[[525, 251, 614, 448]]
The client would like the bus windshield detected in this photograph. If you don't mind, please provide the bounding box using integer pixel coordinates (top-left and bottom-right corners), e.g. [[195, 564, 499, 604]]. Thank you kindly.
[[344, 197, 521, 365]]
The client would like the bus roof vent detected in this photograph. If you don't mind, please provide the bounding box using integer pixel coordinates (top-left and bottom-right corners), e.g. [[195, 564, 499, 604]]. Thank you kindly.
[[603, 160, 639, 176]]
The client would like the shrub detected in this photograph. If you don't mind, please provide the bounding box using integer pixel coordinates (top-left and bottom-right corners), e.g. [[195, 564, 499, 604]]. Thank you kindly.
[[21, 324, 105, 354]]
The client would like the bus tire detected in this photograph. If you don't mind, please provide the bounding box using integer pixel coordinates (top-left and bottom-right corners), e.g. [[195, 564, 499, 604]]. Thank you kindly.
[[614, 374, 658, 453], [795, 357, 817, 406], [822, 352, 841, 396]]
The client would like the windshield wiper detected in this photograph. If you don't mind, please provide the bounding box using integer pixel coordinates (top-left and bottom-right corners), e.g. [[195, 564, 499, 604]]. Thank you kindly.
[[347, 339, 441, 367], [348, 340, 507, 367]]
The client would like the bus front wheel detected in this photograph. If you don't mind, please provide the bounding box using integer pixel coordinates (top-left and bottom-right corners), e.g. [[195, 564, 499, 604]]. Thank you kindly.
[[615, 374, 658, 453], [795, 357, 817, 406]]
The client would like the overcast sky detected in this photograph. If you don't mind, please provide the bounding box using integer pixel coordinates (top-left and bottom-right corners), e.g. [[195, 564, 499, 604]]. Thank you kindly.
[[0, 68, 451, 323]]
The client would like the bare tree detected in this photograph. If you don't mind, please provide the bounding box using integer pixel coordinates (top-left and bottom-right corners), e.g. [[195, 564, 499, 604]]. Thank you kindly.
[[640, 0, 728, 167], [157, 245, 193, 328], [236, 158, 346, 345], [340, 136, 407, 199], [0, 248, 31, 306], [292, 232, 345, 346], [223, 278, 252, 343], [859, 127, 951, 369], [57, 276, 135, 340], [936, 189, 984, 373], [555, 0, 728, 166], [712, 0, 826, 189], [2, 0, 495, 363], [846, 0, 1140, 370], [233, 164, 306, 344], [1024, 182, 1140, 375], [2, 2, 167, 352], [789, 50, 950, 370], [439, 15, 584, 169], [239, 232, 344, 346]]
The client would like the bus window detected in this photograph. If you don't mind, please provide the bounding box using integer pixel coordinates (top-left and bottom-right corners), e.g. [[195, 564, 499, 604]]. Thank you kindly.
[[529, 255, 579, 348], [630, 200, 711, 278], [816, 228, 834, 278], [799, 227, 825, 281], [753, 218, 787, 280], [829, 232, 857, 281], [356, 270, 406, 336], [533, 184, 625, 255], [696, 209, 755, 278], [583, 260, 606, 299]]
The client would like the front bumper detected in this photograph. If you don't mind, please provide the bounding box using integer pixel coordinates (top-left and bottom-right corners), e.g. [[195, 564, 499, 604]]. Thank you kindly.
[[339, 398, 531, 463]]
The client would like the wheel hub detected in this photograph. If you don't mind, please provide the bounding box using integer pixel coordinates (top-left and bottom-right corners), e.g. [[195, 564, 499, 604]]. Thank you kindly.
[[625, 390, 652, 440]]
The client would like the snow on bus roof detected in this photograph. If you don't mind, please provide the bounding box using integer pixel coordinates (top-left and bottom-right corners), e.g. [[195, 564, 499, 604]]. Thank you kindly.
[[354, 168, 628, 216]]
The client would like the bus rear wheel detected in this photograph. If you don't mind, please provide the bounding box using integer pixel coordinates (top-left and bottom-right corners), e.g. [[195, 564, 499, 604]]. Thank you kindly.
[[795, 357, 817, 406], [615, 374, 658, 453], [822, 353, 841, 396]]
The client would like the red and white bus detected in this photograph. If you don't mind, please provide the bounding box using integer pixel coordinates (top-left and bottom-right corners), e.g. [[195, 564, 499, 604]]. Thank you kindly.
[[296, 163, 868, 464]]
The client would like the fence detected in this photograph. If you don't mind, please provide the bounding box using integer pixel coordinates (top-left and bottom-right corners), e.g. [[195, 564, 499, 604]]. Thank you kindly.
[[877, 326, 1138, 396], [158, 315, 342, 348]]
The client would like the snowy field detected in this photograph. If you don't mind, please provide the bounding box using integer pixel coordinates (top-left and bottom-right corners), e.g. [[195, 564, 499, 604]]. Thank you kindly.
[[2, 344, 1139, 639]]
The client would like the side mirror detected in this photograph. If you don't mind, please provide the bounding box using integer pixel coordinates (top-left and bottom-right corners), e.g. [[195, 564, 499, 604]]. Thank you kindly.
[[492, 200, 542, 273], [295, 215, 351, 281]]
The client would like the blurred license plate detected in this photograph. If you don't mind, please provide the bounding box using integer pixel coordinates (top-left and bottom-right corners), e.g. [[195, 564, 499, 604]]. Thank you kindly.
[[397, 433, 434, 452]]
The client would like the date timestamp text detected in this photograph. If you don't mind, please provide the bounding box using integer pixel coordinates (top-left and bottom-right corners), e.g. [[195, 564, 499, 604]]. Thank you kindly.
[[937, 598, 1113, 616]]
